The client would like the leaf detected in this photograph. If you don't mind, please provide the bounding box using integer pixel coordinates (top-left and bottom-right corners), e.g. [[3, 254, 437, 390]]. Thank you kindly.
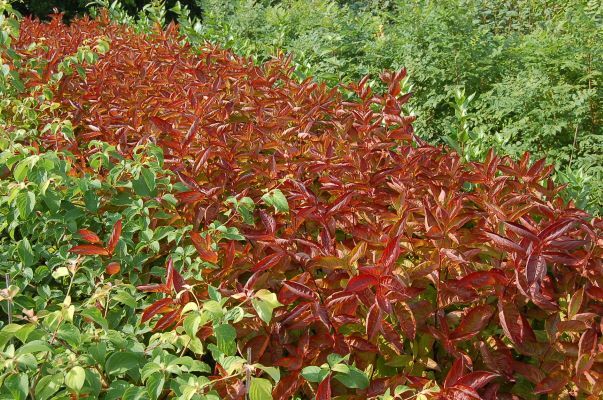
[[568, 288, 584, 319], [316, 375, 332, 400], [345, 274, 378, 292], [252, 289, 282, 323], [69, 244, 109, 256], [65, 366, 86, 393], [17, 237, 36, 268], [132, 166, 157, 197], [449, 304, 494, 341], [4, 373, 28, 400], [190, 231, 218, 263], [107, 219, 122, 254], [215, 324, 237, 356], [141, 298, 174, 323], [262, 189, 289, 213], [455, 371, 499, 389], [78, 229, 101, 244], [15, 340, 52, 356], [484, 231, 525, 254], [281, 281, 316, 301], [366, 303, 382, 341], [498, 301, 536, 349], [105, 351, 141, 375], [146, 373, 165, 400], [251, 252, 284, 273], [16, 191, 35, 218], [334, 365, 369, 389], [301, 366, 330, 383], [249, 377, 273, 400], [35, 374, 63, 400]]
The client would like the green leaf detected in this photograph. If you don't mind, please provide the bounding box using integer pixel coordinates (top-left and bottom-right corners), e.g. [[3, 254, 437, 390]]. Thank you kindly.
[[249, 377, 272, 400], [57, 323, 81, 347], [35, 373, 63, 400], [105, 351, 141, 375], [334, 365, 369, 389], [4, 373, 28, 400], [251, 289, 282, 324], [301, 365, 329, 383], [81, 307, 109, 330], [13, 160, 29, 182], [17, 237, 36, 268], [122, 385, 149, 400], [146, 373, 165, 400], [15, 340, 52, 356], [183, 312, 203, 338], [16, 191, 35, 218], [66, 366, 86, 393], [132, 167, 157, 197], [261, 189, 289, 213], [214, 324, 237, 356]]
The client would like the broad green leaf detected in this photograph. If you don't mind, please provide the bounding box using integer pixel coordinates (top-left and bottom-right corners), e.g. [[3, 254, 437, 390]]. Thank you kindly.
[[35, 374, 63, 400], [249, 377, 272, 400], [105, 351, 141, 375], [301, 365, 329, 383], [16, 191, 35, 218], [15, 340, 52, 356], [251, 289, 281, 324], [4, 373, 28, 400], [132, 167, 157, 197], [261, 189, 288, 213], [146, 373, 165, 400], [65, 366, 86, 393], [214, 324, 237, 356], [334, 365, 369, 389]]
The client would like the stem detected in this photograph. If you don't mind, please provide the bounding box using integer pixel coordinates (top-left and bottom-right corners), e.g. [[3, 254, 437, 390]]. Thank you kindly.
[[5, 274, 12, 325]]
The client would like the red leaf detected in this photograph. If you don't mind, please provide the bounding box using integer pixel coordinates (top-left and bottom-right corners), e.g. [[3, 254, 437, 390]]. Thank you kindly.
[[105, 262, 120, 275], [379, 235, 401, 271], [77, 229, 101, 244], [250, 252, 284, 273], [69, 244, 109, 256], [165, 257, 186, 293], [153, 308, 180, 331], [449, 304, 494, 341], [345, 274, 378, 292], [316, 375, 331, 400], [457, 270, 507, 289], [141, 297, 174, 323], [150, 116, 174, 133], [484, 231, 525, 254], [498, 301, 536, 349], [190, 231, 219, 263], [175, 190, 205, 204], [366, 303, 382, 341], [444, 358, 466, 388], [455, 371, 499, 390], [282, 281, 316, 301], [106, 219, 122, 254]]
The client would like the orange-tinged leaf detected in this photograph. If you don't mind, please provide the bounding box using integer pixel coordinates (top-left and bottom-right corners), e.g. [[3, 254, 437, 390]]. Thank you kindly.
[[142, 298, 174, 323], [251, 252, 284, 273], [105, 262, 120, 275], [190, 231, 218, 263], [107, 219, 122, 254], [69, 244, 109, 256], [77, 229, 101, 244]]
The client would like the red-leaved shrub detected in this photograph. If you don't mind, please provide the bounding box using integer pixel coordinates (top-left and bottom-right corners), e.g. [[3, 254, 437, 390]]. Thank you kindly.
[[15, 13, 603, 399]]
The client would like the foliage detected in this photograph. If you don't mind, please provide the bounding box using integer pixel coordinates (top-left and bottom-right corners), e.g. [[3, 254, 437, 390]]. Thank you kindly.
[[1, 9, 602, 399], [192, 0, 603, 212]]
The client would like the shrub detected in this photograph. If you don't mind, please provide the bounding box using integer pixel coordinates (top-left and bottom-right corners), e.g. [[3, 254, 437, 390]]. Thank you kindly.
[[2, 9, 603, 400], [193, 0, 603, 212]]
